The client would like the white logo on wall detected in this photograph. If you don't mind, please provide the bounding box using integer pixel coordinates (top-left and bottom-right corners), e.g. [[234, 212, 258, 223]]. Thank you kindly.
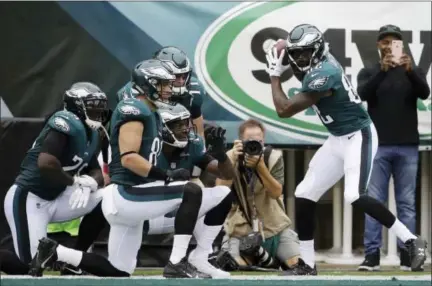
[[54, 117, 70, 132]]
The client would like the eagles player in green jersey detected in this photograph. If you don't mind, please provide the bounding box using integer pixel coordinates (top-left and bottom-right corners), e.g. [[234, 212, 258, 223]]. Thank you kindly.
[[144, 103, 234, 278], [1, 82, 108, 275], [266, 24, 427, 275]]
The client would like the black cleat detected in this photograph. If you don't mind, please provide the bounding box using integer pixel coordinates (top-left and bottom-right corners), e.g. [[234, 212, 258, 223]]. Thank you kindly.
[[405, 236, 427, 271], [358, 251, 380, 271], [163, 257, 211, 279], [28, 237, 58, 277], [399, 247, 413, 271], [279, 258, 317, 276], [60, 263, 85, 276]]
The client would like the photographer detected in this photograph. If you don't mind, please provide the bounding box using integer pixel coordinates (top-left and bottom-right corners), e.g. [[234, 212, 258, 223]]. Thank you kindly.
[[217, 119, 299, 270]]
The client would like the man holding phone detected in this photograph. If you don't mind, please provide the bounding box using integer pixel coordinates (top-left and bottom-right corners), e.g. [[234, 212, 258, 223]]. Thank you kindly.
[[357, 24, 430, 271]]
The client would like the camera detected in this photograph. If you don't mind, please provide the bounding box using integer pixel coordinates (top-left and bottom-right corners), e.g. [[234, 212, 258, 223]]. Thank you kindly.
[[243, 140, 263, 156]]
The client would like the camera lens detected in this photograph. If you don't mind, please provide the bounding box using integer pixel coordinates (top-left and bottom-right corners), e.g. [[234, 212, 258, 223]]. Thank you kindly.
[[243, 140, 263, 156]]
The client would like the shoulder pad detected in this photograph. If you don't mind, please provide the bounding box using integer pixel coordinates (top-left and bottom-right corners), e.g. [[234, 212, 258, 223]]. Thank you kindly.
[[302, 62, 340, 93], [116, 98, 152, 121], [47, 111, 81, 135], [189, 134, 206, 155], [116, 82, 138, 102]]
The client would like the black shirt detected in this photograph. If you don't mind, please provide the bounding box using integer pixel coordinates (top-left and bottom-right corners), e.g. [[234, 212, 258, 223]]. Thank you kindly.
[[357, 64, 430, 145]]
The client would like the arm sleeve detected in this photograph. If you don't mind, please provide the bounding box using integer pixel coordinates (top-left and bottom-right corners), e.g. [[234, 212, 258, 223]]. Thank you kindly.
[[407, 67, 431, 100], [40, 129, 70, 160], [356, 67, 387, 101]]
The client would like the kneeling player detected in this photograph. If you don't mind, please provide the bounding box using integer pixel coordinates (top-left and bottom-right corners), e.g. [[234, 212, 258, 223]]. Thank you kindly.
[[29, 59, 231, 278], [145, 103, 234, 278], [1, 82, 108, 275]]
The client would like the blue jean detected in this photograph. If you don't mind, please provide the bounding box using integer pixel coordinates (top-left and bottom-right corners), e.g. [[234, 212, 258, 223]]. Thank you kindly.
[[364, 145, 418, 255]]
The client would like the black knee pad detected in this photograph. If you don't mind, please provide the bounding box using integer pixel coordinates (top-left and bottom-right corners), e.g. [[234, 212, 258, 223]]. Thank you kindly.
[[204, 191, 233, 226], [175, 183, 203, 234], [184, 182, 203, 196], [352, 195, 396, 228]]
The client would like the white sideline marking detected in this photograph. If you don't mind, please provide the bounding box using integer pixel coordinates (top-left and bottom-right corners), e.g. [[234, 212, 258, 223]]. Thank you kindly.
[[1, 275, 431, 281]]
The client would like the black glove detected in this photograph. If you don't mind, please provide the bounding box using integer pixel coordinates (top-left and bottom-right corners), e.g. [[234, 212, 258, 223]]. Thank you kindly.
[[165, 168, 191, 184], [205, 126, 227, 162]]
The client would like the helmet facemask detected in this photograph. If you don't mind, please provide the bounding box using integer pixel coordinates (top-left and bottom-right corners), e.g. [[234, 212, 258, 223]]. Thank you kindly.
[[163, 118, 191, 148], [160, 104, 193, 149], [287, 45, 317, 72], [82, 97, 109, 130], [172, 71, 191, 96]]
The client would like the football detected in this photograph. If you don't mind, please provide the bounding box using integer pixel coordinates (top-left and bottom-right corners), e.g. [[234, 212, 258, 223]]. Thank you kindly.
[[273, 40, 290, 65]]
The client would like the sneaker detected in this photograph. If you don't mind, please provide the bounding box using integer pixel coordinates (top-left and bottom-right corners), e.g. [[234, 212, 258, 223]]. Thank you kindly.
[[358, 251, 380, 271], [399, 248, 412, 271], [189, 250, 231, 279], [405, 236, 427, 271], [28, 237, 58, 277], [163, 257, 211, 279], [279, 258, 317, 276]]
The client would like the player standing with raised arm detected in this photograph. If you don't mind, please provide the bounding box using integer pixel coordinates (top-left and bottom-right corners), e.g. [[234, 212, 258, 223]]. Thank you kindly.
[[266, 24, 427, 275]]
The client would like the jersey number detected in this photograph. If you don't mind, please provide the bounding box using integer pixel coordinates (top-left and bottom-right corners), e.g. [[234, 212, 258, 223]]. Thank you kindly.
[[149, 137, 162, 166], [342, 74, 361, 104], [63, 155, 88, 174], [313, 105, 334, 125]]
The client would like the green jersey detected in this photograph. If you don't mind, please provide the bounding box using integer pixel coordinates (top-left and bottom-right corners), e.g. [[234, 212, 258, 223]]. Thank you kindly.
[[157, 134, 208, 177], [301, 54, 371, 136], [15, 111, 101, 201], [109, 98, 163, 186]]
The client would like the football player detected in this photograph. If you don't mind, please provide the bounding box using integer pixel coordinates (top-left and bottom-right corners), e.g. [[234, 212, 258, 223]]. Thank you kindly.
[[1, 82, 108, 275], [117, 46, 205, 138], [144, 103, 234, 278], [266, 24, 427, 275], [29, 59, 230, 278]]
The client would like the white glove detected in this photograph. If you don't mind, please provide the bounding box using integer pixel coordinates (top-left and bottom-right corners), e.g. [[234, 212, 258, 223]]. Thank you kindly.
[[266, 47, 290, 77], [74, 175, 98, 192], [69, 186, 91, 210]]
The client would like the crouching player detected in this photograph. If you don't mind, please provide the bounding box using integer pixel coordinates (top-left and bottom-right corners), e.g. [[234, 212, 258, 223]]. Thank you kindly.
[[145, 103, 234, 278], [1, 82, 108, 275]]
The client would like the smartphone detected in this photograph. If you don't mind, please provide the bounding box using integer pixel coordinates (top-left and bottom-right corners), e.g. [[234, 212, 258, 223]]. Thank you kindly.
[[391, 40, 403, 64]]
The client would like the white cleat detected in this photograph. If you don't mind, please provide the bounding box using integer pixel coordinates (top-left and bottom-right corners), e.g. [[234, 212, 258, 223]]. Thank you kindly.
[[188, 251, 231, 279]]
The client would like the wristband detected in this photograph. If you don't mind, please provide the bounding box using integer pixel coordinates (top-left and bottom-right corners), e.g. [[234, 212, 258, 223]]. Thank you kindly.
[[147, 166, 167, 181]]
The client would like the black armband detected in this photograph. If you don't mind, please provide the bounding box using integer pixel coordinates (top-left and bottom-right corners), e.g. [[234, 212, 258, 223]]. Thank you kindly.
[[120, 151, 137, 158], [147, 166, 167, 180]]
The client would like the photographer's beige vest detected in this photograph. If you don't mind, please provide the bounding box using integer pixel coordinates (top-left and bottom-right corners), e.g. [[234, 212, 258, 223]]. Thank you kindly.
[[223, 149, 292, 239]]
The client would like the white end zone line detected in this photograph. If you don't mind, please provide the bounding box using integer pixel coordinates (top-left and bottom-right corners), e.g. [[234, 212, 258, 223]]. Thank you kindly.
[[1, 275, 431, 281]]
